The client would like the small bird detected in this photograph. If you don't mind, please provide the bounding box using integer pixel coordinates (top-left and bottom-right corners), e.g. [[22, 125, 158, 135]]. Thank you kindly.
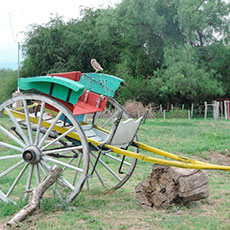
[[91, 59, 104, 73]]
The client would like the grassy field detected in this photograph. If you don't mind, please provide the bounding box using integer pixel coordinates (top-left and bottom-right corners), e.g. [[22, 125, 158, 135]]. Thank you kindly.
[[1, 118, 230, 229]]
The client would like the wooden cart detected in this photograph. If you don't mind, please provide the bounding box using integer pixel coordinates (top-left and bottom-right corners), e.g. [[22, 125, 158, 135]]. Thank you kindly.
[[0, 71, 229, 204]]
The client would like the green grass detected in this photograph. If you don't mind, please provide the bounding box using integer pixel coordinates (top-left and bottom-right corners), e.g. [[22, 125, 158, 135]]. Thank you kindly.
[[1, 118, 230, 229]]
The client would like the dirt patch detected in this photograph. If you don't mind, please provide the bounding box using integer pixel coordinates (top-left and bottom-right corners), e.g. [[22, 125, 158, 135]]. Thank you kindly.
[[0, 223, 5, 230], [90, 209, 162, 230], [191, 150, 230, 166], [209, 151, 230, 166], [0, 221, 9, 230]]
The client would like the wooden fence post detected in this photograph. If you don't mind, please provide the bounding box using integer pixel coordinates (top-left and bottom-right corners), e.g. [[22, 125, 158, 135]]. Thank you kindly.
[[163, 110, 166, 119], [204, 102, 207, 119], [191, 103, 194, 119], [213, 101, 219, 120], [224, 101, 228, 120], [227, 100, 230, 120], [220, 101, 223, 119], [216, 101, 219, 120], [160, 104, 163, 114], [188, 110, 191, 120]]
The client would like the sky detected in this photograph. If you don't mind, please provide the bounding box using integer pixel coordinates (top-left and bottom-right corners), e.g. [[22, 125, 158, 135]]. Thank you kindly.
[[0, 0, 122, 69]]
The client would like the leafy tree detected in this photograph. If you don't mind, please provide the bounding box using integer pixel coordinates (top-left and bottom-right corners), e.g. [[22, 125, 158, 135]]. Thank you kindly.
[[199, 43, 230, 95], [21, 16, 69, 76], [0, 69, 17, 103], [114, 0, 185, 77], [157, 45, 224, 103], [117, 75, 163, 105], [21, 10, 123, 76], [175, 0, 230, 46], [20, 0, 230, 105], [71, 7, 123, 73]]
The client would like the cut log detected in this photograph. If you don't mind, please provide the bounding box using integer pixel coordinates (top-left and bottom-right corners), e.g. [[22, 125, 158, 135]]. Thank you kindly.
[[7, 165, 62, 227], [135, 165, 209, 209]]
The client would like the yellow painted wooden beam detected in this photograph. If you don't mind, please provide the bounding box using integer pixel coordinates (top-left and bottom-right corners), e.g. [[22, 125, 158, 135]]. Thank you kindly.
[[6, 109, 230, 171]]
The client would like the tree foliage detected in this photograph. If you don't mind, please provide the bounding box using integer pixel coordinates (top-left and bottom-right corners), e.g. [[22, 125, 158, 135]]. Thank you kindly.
[[156, 45, 224, 103], [21, 0, 230, 105], [0, 69, 17, 103]]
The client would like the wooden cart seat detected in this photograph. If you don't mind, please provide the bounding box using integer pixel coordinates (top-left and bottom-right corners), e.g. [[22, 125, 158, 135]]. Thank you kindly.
[[44, 90, 107, 116], [102, 116, 144, 148], [18, 76, 107, 120], [84, 115, 144, 148], [48, 71, 124, 97], [74, 90, 107, 115]]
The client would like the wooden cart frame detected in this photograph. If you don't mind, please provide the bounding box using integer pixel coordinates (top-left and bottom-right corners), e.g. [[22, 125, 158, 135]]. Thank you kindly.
[[0, 71, 229, 204]]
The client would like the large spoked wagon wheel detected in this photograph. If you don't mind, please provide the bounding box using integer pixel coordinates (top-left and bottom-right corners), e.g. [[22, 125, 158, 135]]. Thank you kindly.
[[84, 97, 138, 190], [0, 94, 89, 204]]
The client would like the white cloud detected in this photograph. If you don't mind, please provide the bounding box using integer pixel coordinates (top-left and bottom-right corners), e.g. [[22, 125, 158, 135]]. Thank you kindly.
[[0, 0, 121, 66], [0, 0, 121, 42]]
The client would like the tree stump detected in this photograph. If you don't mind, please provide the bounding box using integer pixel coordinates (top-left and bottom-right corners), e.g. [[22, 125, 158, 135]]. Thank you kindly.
[[135, 165, 209, 209]]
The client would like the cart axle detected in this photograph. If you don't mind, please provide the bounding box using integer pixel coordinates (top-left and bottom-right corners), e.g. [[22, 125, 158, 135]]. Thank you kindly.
[[22, 146, 41, 164]]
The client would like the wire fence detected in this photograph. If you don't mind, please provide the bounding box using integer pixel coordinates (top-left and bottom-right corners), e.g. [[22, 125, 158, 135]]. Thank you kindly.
[[122, 100, 230, 120]]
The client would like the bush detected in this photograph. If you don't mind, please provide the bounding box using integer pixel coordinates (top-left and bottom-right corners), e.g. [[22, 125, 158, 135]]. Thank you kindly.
[[0, 69, 17, 104], [166, 108, 189, 119], [124, 100, 148, 118], [116, 75, 162, 105]]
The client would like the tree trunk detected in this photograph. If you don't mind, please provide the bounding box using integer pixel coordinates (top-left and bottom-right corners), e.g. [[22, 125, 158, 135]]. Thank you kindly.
[[135, 165, 209, 209]]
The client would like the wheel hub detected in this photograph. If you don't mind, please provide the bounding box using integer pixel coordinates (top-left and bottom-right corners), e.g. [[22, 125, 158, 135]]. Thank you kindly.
[[22, 146, 41, 163]]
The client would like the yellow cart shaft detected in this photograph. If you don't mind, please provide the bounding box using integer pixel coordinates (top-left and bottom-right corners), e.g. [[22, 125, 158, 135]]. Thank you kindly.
[[8, 109, 230, 172]]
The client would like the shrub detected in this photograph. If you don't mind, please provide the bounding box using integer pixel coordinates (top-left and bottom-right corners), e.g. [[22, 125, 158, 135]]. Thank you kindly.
[[0, 69, 17, 104], [116, 75, 162, 105], [124, 100, 155, 118], [166, 108, 189, 119]]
